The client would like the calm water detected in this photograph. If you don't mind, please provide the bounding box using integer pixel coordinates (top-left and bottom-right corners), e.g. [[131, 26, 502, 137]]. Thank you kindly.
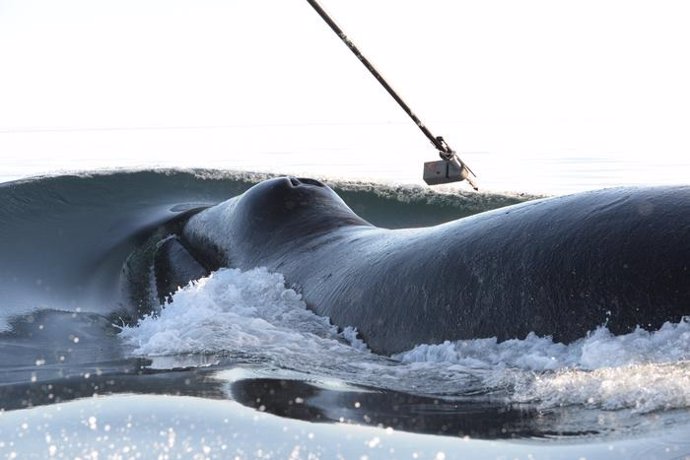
[[2, 124, 689, 195]]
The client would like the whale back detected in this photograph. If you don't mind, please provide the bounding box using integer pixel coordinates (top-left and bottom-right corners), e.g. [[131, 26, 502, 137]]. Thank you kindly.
[[183, 181, 690, 355], [250, 186, 690, 354]]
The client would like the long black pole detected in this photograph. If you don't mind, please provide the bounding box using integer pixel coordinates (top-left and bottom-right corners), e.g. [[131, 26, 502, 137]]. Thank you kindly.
[[305, 0, 454, 156]]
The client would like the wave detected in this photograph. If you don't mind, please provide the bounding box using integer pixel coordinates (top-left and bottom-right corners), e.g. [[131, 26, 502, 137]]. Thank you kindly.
[[121, 266, 690, 415], [2, 169, 690, 438], [0, 168, 531, 326], [5, 169, 689, 416]]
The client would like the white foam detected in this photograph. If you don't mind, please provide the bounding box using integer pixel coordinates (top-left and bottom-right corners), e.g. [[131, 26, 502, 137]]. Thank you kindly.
[[394, 334, 574, 371], [396, 321, 690, 412], [120, 266, 690, 414], [395, 321, 690, 371], [514, 362, 690, 413], [119, 267, 367, 361]]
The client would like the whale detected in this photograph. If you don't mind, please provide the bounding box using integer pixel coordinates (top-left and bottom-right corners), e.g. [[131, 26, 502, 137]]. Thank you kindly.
[[136, 177, 690, 355]]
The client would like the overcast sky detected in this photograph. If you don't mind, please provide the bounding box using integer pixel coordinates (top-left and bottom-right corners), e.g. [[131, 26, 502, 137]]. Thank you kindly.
[[1, 0, 689, 191]]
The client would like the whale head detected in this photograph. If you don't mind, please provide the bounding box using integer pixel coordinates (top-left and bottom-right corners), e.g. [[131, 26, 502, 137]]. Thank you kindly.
[[183, 177, 369, 266], [232, 177, 368, 236]]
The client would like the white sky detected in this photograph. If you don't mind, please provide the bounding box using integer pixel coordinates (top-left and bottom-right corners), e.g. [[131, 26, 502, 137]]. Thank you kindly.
[[1, 0, 689, 192]]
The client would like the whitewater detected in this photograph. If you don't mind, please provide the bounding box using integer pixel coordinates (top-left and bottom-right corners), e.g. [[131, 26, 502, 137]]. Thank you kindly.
[[119, 265, 690, 416]]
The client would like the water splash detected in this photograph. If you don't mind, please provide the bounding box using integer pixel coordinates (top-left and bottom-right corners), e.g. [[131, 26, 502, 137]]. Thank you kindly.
[[120, 267, 363, 357], [120, 267, 690, 414]]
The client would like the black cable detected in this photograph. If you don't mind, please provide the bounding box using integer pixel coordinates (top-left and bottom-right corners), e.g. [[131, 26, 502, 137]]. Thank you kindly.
[[305, 0, 454, 157]]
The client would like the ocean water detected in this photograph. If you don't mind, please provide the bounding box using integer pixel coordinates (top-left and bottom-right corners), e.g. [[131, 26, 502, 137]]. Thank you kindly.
[[3, 0, 690, 455], [1, 167, 690, 459], [2, 123, 690, 196]]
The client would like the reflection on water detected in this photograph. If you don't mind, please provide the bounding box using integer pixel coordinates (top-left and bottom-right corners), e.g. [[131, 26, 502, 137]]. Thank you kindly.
[[231, 377, 544, 439], [0, 358, 225, 412], [3, 356, 688, 444]]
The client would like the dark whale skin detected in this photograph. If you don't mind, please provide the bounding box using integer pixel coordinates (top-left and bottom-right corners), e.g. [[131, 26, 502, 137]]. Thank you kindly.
[[182, 177, 690, 355]]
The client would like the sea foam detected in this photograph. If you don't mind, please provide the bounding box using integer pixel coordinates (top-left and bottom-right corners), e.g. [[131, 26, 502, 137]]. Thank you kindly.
[[119, 267, 364, 357], [120, 267, 690, 413]]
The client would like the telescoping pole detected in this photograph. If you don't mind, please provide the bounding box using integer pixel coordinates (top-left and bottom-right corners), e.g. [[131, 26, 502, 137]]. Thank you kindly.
[[305, 0, 478, 189]]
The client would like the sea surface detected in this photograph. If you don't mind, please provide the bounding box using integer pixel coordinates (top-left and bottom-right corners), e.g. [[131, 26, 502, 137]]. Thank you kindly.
[[1, 166, 690, 459], [3, 0, 690, 455]]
